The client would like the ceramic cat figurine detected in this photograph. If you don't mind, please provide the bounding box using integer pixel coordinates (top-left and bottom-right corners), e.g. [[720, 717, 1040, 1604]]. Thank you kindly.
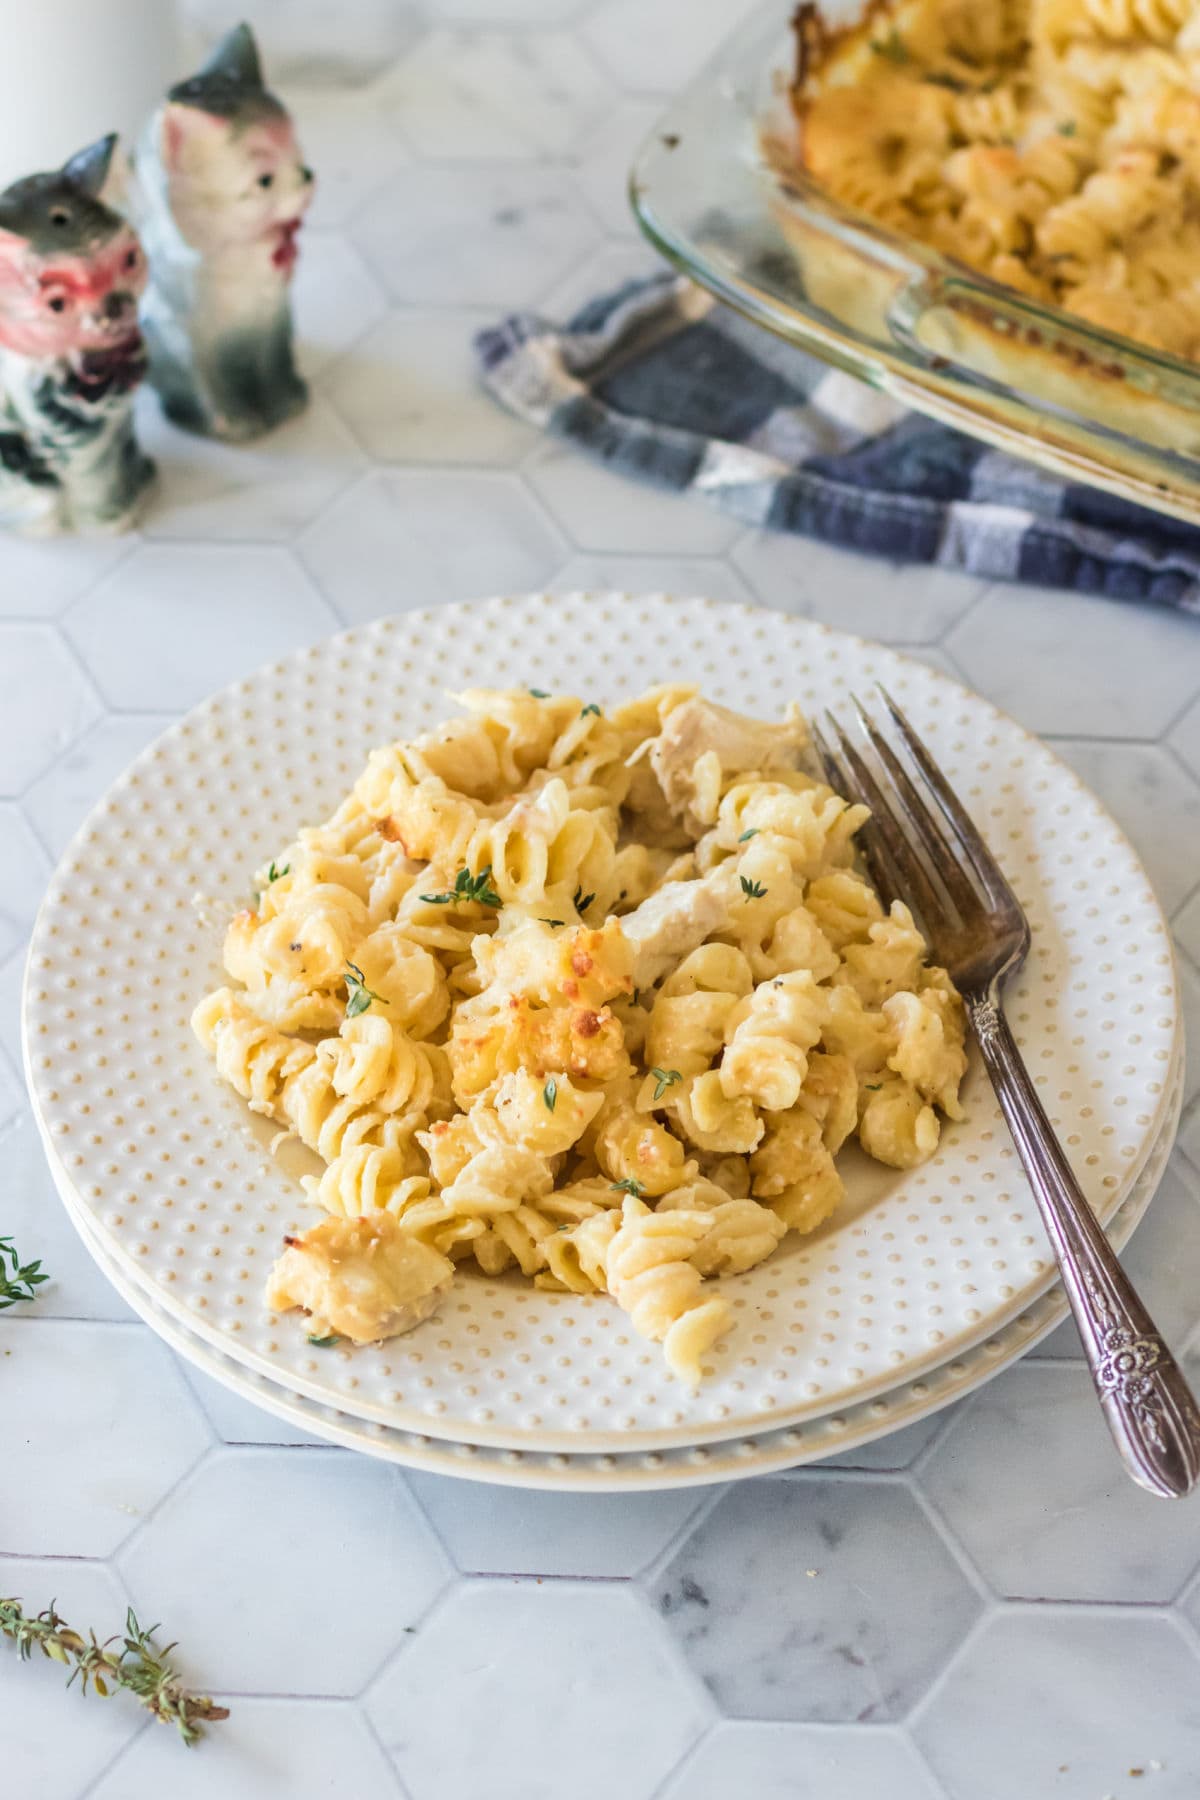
[[0, 135, 153, 535], [135, 26, 314, 441], [135, 23, 314, 441]]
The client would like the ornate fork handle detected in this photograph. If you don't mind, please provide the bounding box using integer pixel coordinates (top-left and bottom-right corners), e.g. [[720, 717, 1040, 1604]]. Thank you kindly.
[[967, 989, 1200, 1499]]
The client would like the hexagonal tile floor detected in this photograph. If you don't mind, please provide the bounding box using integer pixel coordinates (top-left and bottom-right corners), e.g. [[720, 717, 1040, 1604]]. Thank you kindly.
[[6, 4, 1200, 1797]]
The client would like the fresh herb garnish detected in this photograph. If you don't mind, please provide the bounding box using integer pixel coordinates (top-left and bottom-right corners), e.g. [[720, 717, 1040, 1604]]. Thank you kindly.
[[0, 1599, 228, 1746], [611, 1177, 645, 1197], [0, 1238, 48, 1310], [573, 887, 594, 914], [543, 1077, 558, 1112], [864, 1083, 882, 1091], [871, 27, 909, 62], [650, 1067, 682, 1102], [344, 962, 387, 1019], [740, 876, 768, 899], [529, 688, 550, 699], [924, 69, 967, 91], [1058, 120, 1076, 136], [538, 917, 565, 928], [307, 1333, 341, 1347], [266, 860, 289, 883], [419, 865, 503, 909], [580, 703, 602, 718], [738, 828, 759, 843]]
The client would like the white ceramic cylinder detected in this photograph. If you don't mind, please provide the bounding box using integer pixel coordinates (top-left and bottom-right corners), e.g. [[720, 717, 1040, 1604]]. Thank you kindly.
[[0, 0, 178, 188]]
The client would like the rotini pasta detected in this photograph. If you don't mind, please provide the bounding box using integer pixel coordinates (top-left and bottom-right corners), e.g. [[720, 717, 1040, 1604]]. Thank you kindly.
[[782, 0, 1200, 362], [194, 687, 967, 1382]]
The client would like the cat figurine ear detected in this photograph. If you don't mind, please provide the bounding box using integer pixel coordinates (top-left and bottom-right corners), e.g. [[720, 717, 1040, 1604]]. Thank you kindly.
[[0, 136, 153, 535], [134, 22, 314, 440], [62, 133, 118, 199], [194, 21, 263, 88]]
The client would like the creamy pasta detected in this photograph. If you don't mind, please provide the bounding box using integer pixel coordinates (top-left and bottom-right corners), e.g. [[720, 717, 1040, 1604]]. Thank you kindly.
[[193, 687, 967, 1384], [784, 0, 1200, 361]]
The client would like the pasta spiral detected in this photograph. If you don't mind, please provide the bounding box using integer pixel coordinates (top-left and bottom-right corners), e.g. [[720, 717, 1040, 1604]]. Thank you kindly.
[[194, 686, 967, 1379]]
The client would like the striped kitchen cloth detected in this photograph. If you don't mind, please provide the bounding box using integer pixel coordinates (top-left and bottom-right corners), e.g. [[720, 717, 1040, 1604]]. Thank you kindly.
[[476, 271, 1200, 613]]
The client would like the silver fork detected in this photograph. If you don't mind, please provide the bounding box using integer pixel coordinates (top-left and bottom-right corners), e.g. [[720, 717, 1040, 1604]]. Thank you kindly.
[[813, 687, 1200, 1500]]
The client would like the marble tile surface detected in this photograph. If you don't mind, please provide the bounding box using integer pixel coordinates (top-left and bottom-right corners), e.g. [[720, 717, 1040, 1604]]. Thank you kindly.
[[118, 1452, 450, 1694], [651, 1479, 982, 1721], [661, 1721, 945, 1800], [366, 1583, 708, 1800], [913, 1610, 1200, 1800], [4, 4, 1200, 1797], [0, 1558, 143, 1800]]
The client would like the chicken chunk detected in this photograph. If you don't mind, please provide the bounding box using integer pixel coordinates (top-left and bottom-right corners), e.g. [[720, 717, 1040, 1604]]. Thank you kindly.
[[266, 1213, 454, 1344], [619, 879, 730, 988], [649, 697, 808, 833]]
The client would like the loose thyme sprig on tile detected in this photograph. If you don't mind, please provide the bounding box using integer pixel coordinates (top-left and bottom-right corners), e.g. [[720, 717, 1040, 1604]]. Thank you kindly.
[[0, 1600, 228, 1747], [0, 1237, 48, 1310]]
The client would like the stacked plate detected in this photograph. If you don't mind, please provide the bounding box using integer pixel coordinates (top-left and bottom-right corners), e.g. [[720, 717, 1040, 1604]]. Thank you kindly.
[[24, 594, 1185, 1490]]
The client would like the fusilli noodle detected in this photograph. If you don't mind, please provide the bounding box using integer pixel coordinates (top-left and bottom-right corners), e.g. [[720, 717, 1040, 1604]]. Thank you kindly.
[[195, 687, 967, 1380]]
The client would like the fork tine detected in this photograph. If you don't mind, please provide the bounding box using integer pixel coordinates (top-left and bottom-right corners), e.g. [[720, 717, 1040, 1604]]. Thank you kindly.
[[823, 713, 948, 930], [851, 696, 981, 917], [876, 685, 1019, 909], [811, 719, 898, 908]]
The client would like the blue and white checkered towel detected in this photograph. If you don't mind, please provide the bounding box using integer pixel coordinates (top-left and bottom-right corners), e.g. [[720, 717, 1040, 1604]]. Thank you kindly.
[[476, 272, 1200, 614]]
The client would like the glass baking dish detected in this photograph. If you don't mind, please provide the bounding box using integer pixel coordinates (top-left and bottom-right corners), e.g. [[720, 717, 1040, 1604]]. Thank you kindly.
[[630, 0, 1200, 526]]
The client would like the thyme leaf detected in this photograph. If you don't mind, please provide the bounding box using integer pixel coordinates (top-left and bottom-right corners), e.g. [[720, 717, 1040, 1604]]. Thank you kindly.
[[0, 1599, 228, 1746], [420, 865, 503, 909], [344, 962, 388, 1019], [650, 1067, 682, 1102], [0, 1238, 48, 1310], [871, 26, 909, 63]]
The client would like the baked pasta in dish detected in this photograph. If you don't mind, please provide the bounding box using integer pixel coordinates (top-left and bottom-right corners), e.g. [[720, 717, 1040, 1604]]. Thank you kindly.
[[193, 687, 966, 1383], [784, 0, 1200, 361]]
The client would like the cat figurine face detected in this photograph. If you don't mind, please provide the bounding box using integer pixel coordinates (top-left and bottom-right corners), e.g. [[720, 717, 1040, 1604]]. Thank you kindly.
[[159, 71, 313, 269], [136, 24, 314, 440], [0, 135, 153, 534], [0, 136, 146, 374]]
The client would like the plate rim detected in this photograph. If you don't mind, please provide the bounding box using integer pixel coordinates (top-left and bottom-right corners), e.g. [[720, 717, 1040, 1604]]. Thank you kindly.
[[22, 591, 1184, 1450], [46, 1045, 1184, 1490]]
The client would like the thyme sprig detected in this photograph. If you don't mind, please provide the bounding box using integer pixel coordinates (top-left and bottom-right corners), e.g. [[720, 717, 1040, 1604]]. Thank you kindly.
[[420, 865, 503, 910], [0, 1237, 48, 1310], [543, 1077, 558, 1113], [344, 962, 388, 1019], [650, 1067, 682, 1102], [611, 1177, 645, 1198], [573, 886, 595, 914], [871, 26, 909, 62], [740, 876, 768, 899], [0, 1599, 228, 1747]]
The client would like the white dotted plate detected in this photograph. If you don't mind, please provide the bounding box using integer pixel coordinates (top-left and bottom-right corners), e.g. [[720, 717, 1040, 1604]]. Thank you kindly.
[[23, 594, 1182, 1452], [48, 1046, 1182, 1488]]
